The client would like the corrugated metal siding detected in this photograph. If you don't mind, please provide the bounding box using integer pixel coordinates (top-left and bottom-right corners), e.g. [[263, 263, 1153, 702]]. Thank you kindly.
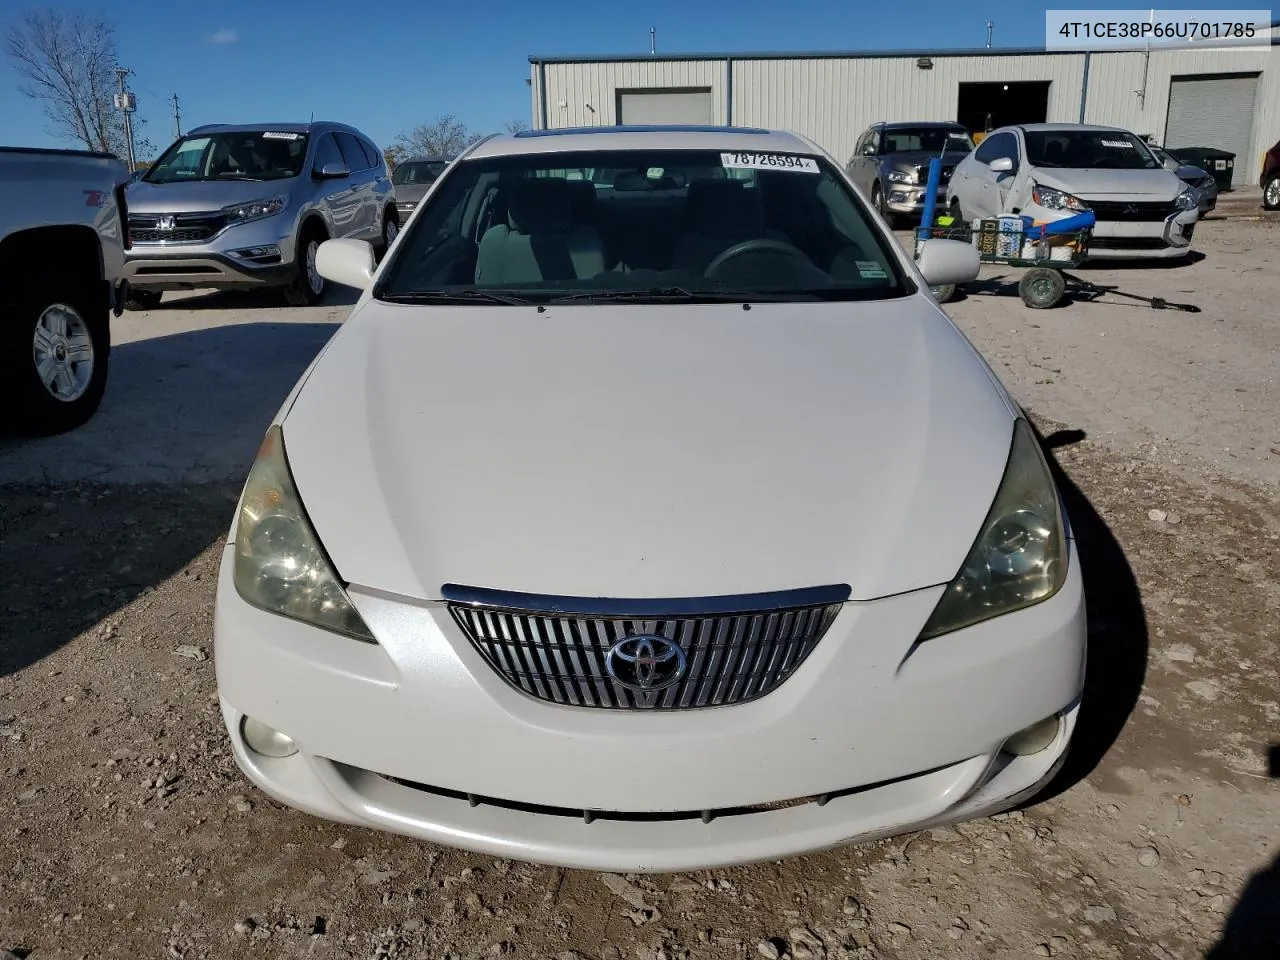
[[731, 55, 1085, 161], [1082, 48, 1270, 148], [1166, 75, 1259, 164], [541, 60, 726, 128], [536, 47, 1277, 172]]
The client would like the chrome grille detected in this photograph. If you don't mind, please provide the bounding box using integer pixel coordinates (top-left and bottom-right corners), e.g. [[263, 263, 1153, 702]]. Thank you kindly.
[[128, 212, 227, 244], [445, 584, 847, 710]]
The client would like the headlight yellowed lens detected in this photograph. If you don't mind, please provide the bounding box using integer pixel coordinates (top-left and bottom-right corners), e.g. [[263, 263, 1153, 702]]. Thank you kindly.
[[918, 419, 1066, 640], [233, 426, 375, 642]]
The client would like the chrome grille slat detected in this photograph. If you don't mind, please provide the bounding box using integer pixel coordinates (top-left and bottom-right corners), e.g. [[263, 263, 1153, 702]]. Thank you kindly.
[[447, 590, 844, 711]]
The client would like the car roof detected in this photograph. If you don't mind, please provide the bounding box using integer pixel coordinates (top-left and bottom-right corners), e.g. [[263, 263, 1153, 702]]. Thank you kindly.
[[401, 155, 453, 164], [465, 125, 821, 159], [185, 121, 363, 137], [881, 121, 968, 129], [1011, 123, 1135, 134]]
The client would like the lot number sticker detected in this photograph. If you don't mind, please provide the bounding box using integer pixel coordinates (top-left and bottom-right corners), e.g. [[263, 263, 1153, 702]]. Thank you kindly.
[[262, 131, 301, 140], [721, 152, 819, 173]]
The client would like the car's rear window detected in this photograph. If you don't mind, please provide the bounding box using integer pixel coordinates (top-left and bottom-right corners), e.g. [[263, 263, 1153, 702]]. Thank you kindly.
[[376, 148, 911, 304]]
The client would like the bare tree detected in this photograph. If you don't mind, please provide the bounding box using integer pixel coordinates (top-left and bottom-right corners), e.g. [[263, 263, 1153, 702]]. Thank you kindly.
[[393, 114, 481, 158], [504, 117, 529, 134], [5, 10, 131, 154]]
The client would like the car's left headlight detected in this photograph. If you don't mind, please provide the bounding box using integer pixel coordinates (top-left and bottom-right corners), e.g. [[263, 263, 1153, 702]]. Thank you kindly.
[[1174, 188, 1199, 211], [918, 418, 1067, 640], [887, 169, 914, 184], [232, 425, 376, 643], [223, 195, 287, 225]]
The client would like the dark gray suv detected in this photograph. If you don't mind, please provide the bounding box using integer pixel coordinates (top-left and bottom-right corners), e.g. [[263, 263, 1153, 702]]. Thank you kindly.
[[123, 121, 397, 307], [845, 122, 975, 228]]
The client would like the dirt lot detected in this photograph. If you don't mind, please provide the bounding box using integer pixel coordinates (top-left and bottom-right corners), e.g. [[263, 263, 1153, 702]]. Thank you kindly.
[[1, 211, 1278, 960]]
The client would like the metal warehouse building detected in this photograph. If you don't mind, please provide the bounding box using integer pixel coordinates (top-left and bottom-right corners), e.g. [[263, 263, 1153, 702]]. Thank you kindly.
[[528, 40, 1280, 177]]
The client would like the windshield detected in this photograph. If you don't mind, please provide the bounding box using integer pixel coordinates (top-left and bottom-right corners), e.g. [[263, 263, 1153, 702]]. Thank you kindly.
[[376, 148, 910, 304], [393, 160, 449, 185], [1024, 130, 1159, 170], [882, 127, 975, 154], [145, 131, 310, 183]]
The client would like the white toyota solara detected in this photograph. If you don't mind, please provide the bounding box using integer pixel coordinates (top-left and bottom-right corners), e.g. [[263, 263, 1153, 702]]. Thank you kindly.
[[214, 125, 1087, 872]]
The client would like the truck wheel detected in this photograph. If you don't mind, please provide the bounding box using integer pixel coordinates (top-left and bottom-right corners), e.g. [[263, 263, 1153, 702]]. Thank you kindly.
[[2, 278, 110, 435], [284, 224, 328, 306], [123, 289, 163, 311]]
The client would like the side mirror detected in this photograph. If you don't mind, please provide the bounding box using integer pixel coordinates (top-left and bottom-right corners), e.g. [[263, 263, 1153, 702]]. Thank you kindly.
[[988, 157, 1015, 174], [315, 161, 350, 180], [315, 238, 375, 291], [862, 144, 877, 156], [917, 238, 981, 286], [1161, 156, 1180, 172]]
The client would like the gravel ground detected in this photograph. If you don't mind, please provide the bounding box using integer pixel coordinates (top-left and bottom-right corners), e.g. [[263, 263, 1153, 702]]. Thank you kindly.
[[1, 215, 1278, 960]]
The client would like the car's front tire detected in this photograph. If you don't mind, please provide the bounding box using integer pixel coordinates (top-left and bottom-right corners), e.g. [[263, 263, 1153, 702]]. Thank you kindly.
[[872, 184, 901, 230], [1263, 174, 1280, 211], [284, 223, 329, 307], [2, 276, 110, 435]]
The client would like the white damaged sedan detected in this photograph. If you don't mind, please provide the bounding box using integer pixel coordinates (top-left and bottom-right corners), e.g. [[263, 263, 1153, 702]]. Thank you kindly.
[[214, 125, 1086, 872]]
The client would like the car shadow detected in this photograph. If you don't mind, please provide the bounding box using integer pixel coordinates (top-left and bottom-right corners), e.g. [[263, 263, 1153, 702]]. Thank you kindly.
[[0, 321, 344, 678], [1071, 249, 1206, 271], [1030, 424, 1149, 799], [1203, 744, 1280, 958]]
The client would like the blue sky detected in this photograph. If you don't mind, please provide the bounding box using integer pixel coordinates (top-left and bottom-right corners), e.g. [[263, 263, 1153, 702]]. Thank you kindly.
[[1, 0, 1232, 156]]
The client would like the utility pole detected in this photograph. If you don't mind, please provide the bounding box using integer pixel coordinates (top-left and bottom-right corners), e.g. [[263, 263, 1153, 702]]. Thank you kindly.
[[113, 67, 137, 170], [170, 94, 182, 138], [650, 26, 656, 55], [985, 21, 994, 48]]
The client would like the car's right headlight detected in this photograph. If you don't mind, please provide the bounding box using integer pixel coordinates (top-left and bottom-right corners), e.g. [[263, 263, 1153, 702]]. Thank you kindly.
[[918, 419, 1067, 640], [1031, 182, 1089, 212], [223, 195, 287, 225], [887, 169, 914, 184], [232, 426, 375, 643]]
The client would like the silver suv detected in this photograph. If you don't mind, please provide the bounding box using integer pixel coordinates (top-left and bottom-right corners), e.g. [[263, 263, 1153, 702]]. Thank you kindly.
[[845, 122, 975, 228], [122, 121, 397, 307]]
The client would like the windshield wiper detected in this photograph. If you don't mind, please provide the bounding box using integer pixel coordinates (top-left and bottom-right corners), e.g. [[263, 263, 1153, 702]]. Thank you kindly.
[[548, 286, 805, 304], [379, 289, 533, 306], [213, 175, 267, 181]]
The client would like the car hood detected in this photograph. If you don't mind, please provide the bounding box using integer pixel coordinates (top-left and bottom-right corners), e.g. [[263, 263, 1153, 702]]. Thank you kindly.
[[1030, 166, 1183, 199], [125, 178, 295, 214], [394, 183, 431, 203], [280, 299, 1018, 603]]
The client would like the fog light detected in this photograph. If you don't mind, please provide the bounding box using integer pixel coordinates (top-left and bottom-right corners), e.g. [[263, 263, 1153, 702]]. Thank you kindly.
[[230, 245, 281, 260], [1001, 714, 1062, 757], [241, 716, 298, 758]]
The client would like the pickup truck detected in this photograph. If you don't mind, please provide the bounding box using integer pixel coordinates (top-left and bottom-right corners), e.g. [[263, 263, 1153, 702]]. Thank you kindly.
[[0, 146, 130, 434]]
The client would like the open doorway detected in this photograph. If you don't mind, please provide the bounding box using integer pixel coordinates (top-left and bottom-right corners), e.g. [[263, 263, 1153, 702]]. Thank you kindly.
[[957, 81, 1051, 137]]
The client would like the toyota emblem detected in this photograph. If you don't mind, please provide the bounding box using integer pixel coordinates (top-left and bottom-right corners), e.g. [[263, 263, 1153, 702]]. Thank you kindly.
[[605, 635, 686, 701]]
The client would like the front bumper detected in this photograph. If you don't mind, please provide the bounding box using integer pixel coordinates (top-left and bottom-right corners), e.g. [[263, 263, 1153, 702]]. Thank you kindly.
[[214, 541, 1086, 871], [1024, 202, 1198, 260], [122, 252, 296, 290], [124, 215, 298, 290], [884, 181, 950, 215]]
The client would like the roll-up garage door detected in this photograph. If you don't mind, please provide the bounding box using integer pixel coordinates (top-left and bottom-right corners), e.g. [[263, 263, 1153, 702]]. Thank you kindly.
[[1164, 74, 1259, 163], [617, 89, 713, 125]]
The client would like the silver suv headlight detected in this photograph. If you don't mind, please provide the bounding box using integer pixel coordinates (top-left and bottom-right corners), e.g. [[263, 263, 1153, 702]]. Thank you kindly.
[[1031, 182, 1089, 212], [223, 195, 287, 225], [887, 169, 914, 184], [232, 426, 375, 642], [918, 419, 1067, 640], [1174, 187, 1198, 211]]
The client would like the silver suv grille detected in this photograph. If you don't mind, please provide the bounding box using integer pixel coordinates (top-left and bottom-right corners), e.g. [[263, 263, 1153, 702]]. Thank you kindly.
[[128, 212, 227, 244], [444, 584, 847, 710]]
